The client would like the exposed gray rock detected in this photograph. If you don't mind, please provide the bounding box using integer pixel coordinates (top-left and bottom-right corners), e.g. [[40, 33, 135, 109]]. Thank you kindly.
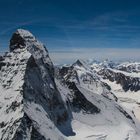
[[0, 29, 73, 140], [98, 68, 140, 92]]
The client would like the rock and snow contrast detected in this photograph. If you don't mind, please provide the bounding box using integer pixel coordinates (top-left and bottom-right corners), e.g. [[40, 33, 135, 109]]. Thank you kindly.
[[0, 29, 72, 140], [0, 29, 140, 140]]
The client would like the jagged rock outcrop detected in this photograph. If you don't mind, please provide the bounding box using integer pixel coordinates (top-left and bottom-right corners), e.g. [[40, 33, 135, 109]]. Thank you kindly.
[[116, 62, 140, 73], [56, 60, 140, 140], [58, 60, 118, 102], [0, 29, 73, 140], [98, 68, 140, 92]]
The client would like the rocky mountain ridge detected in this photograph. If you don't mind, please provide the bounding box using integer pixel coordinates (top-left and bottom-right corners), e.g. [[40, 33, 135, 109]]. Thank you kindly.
[[0, 29, 140, 140]]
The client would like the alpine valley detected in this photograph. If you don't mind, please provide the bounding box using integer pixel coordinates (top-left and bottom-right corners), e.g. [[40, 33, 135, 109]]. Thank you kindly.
[[0, 29, 140, 140]]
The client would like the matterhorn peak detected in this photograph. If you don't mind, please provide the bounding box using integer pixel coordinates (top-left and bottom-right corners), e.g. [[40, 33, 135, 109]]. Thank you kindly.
[[16, 29, 35, 38], [0, 29, 74, 140], [9, 29, 36, 52], [9, 28, 53, 67]]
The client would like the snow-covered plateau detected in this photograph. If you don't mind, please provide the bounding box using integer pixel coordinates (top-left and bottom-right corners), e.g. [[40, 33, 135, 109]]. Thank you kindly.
[[0, 29, 140, 140]]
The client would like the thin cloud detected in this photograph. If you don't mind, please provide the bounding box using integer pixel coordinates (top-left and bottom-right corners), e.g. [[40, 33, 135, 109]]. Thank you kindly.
[[49, 48, 140, 64]]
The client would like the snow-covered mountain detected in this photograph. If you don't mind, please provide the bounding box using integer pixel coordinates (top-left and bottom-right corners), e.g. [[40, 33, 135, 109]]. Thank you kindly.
[[88, 59, 140, 133], [57, 59, 140, 140], [0, 29, 140, 140], [0, 29, 72, 140], [116, 62, 140, 73]]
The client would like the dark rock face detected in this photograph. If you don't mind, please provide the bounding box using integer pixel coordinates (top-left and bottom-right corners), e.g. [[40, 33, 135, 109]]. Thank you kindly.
[[0, 61, 6, 70], [13, 114, 46, 140], [30, 127, 46, 140], [117, 63, 140, 73], [66, 81, 100, 114], [10, 32, 26, 52], [59, 66, 70, 76], [24, 58, 69, 125], [58, 65, 101, 114], [98, 69, 140, 92], [0, 56, 4, 61], [0, 122, 6, 128], [6, 101, 21, 113], [26, 56, 38, 68], [0, 56, 6, 70], [0, 29, 74, 140]]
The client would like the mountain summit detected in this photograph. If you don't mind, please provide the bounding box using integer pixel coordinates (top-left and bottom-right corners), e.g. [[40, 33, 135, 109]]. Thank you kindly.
[[10, 29, 35, 51], [0, 29, 73, 140]]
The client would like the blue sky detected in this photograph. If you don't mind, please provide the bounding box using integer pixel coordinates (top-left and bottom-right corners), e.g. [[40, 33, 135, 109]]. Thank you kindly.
[[0, 0, 140, 63]]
